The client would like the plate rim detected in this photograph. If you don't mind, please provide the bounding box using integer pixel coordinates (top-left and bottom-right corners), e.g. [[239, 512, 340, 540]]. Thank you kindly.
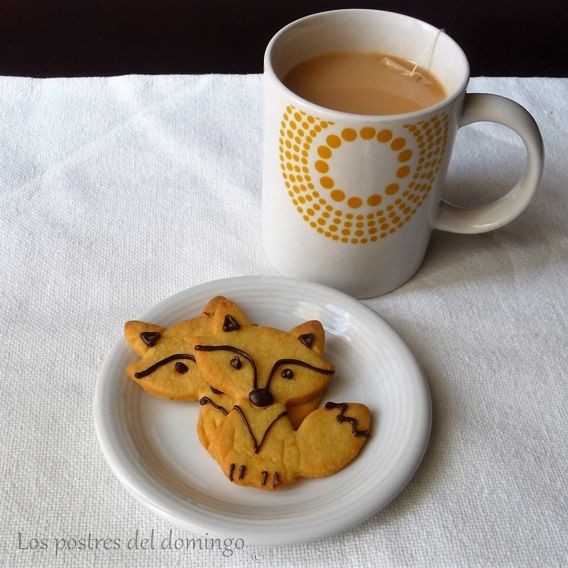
[[94, 275, 431, 545]]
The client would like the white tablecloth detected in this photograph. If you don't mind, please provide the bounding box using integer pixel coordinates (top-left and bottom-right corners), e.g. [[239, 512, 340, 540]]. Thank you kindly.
[[1, 74, 566, 567]]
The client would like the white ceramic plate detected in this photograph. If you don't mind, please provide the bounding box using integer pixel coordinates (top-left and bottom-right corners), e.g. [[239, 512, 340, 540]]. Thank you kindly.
[[94, 276, 430, 545]]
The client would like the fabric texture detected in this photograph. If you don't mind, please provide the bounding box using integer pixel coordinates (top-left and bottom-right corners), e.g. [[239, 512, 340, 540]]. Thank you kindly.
[[0, 74, 566, 567]]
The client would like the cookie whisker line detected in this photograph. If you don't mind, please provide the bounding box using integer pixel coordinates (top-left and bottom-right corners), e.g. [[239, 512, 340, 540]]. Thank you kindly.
[[194, 344, 258, 386], [134, 353, 196, 379], [264, 358, 335, 392]]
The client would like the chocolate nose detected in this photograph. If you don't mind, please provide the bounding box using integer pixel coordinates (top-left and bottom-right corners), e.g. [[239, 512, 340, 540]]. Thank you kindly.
[[249, 388, 274, 407]]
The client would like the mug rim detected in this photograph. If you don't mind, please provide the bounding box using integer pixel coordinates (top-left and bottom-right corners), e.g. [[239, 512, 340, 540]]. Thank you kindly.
[[264, 8, 471, 122]]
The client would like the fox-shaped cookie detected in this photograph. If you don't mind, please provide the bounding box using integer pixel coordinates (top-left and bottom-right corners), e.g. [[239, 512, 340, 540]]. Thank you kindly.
[[194, 298, 371, 490], [123, 297, 321, 437]]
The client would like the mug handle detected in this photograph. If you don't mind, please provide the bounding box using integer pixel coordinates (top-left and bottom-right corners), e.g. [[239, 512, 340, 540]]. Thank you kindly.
[[435, 93, 544, 234]]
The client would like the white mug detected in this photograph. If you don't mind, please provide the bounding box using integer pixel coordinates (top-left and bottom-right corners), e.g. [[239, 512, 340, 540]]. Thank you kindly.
[[262, 9, 544, 298]]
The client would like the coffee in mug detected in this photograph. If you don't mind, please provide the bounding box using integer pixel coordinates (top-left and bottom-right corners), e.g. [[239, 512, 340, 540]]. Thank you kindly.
[[283, 51, 447, 115]]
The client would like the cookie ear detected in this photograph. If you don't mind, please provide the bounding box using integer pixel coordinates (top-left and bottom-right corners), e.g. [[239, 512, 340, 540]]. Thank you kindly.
[[290, 320, 325, 356], [201, 296, 226, 318], [211, 298, 250, 334], [124, 321, 166, 356]]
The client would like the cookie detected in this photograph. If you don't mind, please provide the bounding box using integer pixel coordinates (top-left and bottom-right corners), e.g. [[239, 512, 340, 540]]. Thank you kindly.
[[287, 392, 322, 429], [193, 298, 371, 489], [125, 295, 321, 450]]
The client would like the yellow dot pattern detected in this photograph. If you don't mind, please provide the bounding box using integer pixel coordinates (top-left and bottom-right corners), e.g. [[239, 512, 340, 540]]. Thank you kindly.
[[402, 115, 449, 213], [278, 105, 449, 245]]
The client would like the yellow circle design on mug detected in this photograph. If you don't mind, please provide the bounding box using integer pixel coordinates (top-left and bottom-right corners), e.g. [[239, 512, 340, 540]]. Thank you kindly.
[[278, 105, 449, 244]]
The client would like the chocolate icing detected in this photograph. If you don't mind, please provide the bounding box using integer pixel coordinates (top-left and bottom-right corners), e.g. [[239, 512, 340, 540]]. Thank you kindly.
[[248, 388, 274, 407], [273, 472, 280, 487], [230, 356, 242, 370], [199, 396, 228, 415], [298, 333, 315, 348], [281, 368, 294, 379], [229, 463, 235, 481], [324, 402, 370, 437], [140, 331, 161, 348], [195, 344, 256, 380], [175, 362, 188, 374], [210, 386, 224, 395], [238, 465, 246, 480], [223, 315, 240, 332], [134, 354, 195, 379], [265, 358, 334, 391], [232, 405, 288, 454], [261, 471, 268, 486]]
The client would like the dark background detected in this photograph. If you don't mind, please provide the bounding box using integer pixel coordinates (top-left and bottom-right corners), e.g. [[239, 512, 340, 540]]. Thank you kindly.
[[1, 0, 566, 77]]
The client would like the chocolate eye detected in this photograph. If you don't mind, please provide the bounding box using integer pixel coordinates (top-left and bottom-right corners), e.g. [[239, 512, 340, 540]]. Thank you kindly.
[[175, 362, 189, 374], [230, 356, 242, 370], [281, 368, 294, 379]]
